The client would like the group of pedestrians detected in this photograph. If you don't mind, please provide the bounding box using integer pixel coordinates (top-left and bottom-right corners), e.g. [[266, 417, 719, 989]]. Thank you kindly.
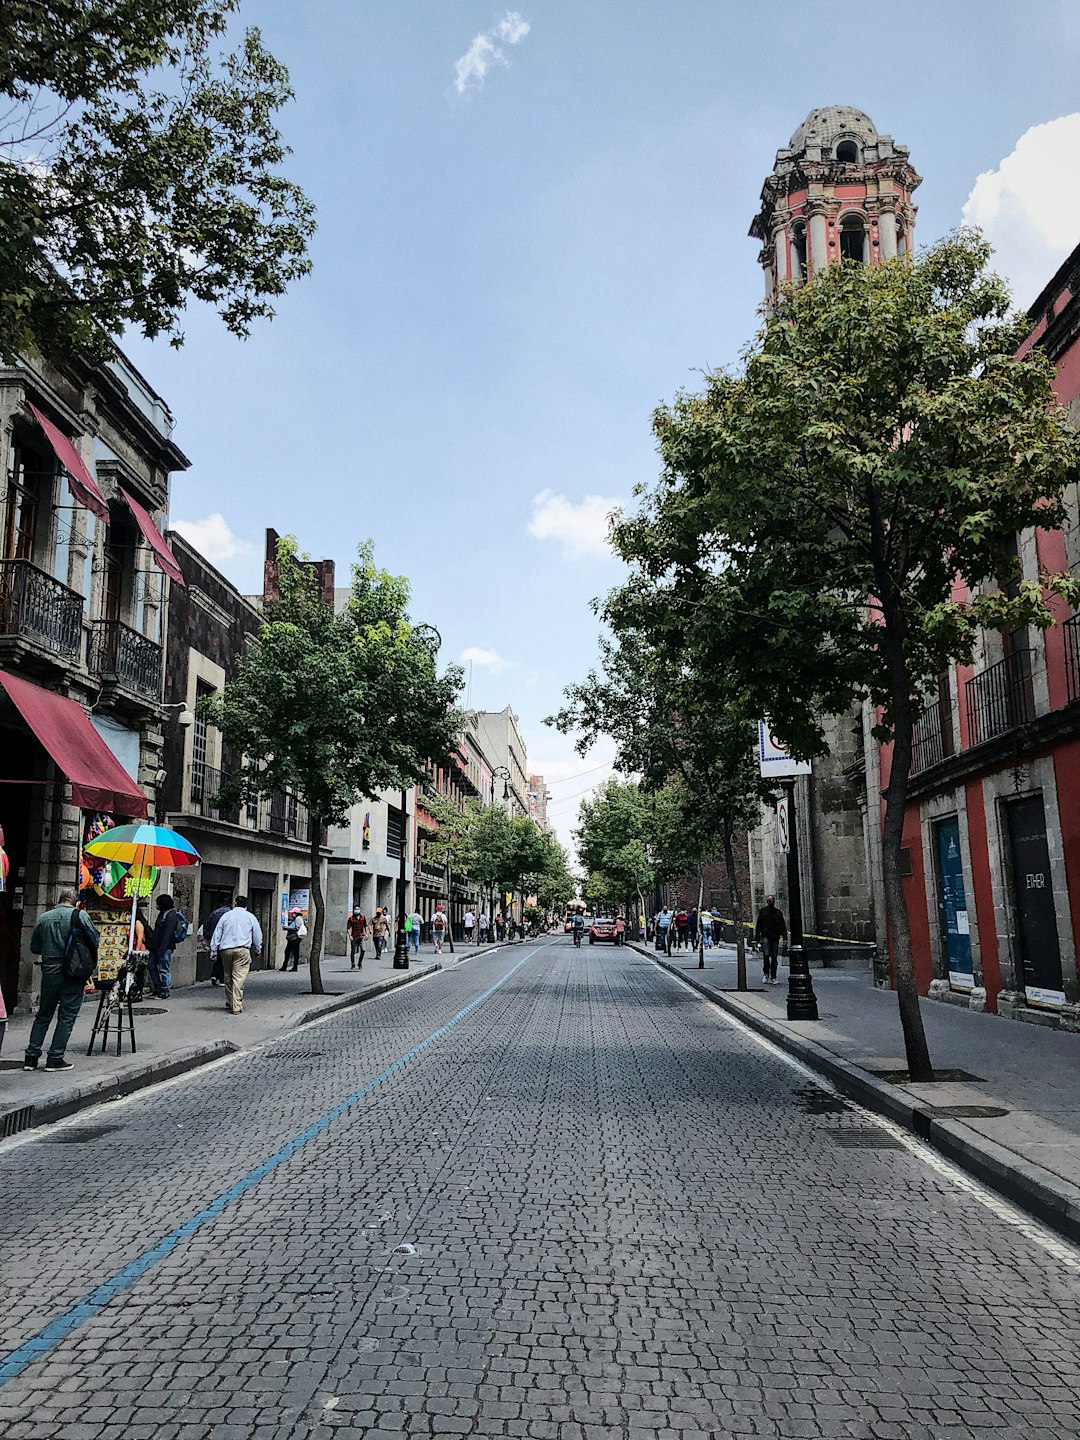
[[651, 895, 789, 984]]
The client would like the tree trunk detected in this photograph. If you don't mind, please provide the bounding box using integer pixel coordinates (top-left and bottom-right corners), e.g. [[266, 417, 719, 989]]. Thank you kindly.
[[697, 869, 705, 968], [444, 856, 455, 953], [308, 815, 325, 996], [722, 821, 747, 991]]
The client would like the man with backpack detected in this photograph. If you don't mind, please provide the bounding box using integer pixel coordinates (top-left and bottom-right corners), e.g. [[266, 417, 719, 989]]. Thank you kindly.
[[431, 903, 450, 953], [147, 893, 188, 999], [23, 888, 99, 1071]]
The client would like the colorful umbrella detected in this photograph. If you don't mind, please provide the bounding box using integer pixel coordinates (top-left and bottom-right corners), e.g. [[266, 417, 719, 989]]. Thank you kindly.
[[84, 824, 201, 952]]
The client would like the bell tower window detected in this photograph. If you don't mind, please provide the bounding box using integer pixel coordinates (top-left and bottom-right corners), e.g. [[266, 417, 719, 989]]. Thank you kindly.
[[836, 139, 860, 164], [839, 213, 869, 264], [791, 223, 808, 285]]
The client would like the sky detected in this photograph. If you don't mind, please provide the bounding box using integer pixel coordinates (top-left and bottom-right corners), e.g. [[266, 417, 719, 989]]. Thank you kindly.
[[127, 0, 1080, 853]]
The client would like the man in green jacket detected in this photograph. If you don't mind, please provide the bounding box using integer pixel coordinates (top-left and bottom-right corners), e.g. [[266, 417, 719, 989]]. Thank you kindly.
[[23, 888, 99, 1072]]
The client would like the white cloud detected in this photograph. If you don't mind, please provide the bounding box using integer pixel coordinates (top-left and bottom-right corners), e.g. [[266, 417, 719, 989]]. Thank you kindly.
[[962, 114, 1080, 309], [460, 645, 507, 672], [453, 11, 530, 95], [170, 513, 253, 566], [528, 489, 623, 561]]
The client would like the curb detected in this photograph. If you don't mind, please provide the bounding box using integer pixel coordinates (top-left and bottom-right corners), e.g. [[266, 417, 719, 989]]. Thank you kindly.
[[640, 946, 1080, 1246], [286, 960, 443, 1030]]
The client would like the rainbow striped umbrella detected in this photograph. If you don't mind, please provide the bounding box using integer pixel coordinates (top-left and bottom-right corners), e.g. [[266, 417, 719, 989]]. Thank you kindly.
[[84, 824, 200, 955]]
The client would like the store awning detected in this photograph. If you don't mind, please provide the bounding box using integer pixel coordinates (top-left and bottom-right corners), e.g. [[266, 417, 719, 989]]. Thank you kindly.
[[28, 404, 110, 526], [0, 670, 148, 818], [122, 488, 185, 587]]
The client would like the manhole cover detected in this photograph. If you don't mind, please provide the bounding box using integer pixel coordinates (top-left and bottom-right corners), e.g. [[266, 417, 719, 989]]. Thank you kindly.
[[0, 1059, 27, 1071], [830, 1128, 905, 1149], [39, 1124, 123, 1144], [930, 1104, 1010, 1119], [872, 1068, 985, 1084], [132, 1006, 168, 1015]]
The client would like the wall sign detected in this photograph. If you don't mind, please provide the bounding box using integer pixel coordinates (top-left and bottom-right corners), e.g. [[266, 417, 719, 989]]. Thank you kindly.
[[758, 721, 812, 778]]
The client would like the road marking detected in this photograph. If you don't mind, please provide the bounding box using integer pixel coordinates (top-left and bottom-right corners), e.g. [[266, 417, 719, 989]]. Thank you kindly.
[[0, 945, 542, 1387], [653, 959, 1080, 1273]]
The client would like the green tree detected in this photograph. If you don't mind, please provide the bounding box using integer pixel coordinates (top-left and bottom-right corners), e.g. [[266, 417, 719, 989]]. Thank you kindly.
[[0, 0, 315, 361], [574, 777, 655, 928], [526, 831, 575, 918], [612, 233, 1080, 1077], [421, 791, 484, 953], [203, 538, 463, 994], [465, 805, 514, 928]]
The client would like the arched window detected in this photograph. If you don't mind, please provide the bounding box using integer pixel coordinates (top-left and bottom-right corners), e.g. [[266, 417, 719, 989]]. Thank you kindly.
[[791, 223, 808, 285], [839, 212, 869, 264], [836, 139, 860, 164]]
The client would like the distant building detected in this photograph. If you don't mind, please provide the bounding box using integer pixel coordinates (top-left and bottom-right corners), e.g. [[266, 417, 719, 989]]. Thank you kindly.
[[528, 773, 551, 830], [473, 707, 530, 817]]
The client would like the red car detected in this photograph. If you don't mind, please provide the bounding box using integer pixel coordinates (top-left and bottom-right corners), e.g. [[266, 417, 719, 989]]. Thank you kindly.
[[589, 917, 616, 944]]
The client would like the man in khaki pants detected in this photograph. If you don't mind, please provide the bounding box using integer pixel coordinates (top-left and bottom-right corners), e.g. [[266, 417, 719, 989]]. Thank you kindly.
[[209, 896, 263, 1014]]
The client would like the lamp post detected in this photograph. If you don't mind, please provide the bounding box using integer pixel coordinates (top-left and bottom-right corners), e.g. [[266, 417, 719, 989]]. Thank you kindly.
[[488, 765, 510, 938], [393, 623, 442, 971], [782, 777, 819, 1020]]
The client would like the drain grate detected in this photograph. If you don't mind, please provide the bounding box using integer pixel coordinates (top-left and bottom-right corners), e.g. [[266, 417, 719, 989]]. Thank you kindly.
[[38, 1124, 123, 1144], [830, 1128, 905, 1149], [872, 1068, 985, 1084], [2, 1105, 34, 1138], [930, 1104, 1010, 1119], [273, 1050, 323, 1060]]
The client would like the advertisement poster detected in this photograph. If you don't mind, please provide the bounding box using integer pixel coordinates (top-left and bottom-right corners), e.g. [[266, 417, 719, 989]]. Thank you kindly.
[[80, 813, 157, 908], [289, 889, 310, 920], [87, 908, 132, 983]]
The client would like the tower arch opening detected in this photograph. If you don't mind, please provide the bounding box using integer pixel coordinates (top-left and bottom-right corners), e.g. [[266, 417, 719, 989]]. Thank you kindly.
[[791, 222, 808, 285], [836, 139, 860, 164], [839, 212, 869, 264]]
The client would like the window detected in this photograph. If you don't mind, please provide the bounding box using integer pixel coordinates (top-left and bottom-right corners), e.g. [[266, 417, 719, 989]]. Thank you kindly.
[[387, 805, 404, 860], [189, 681, 213, 803], [836, 139, 860, 164], [791, 224, 808, 285], [839, 213, 869, 264], [102, 506, 139, 622], [3, 437, 52, 563]]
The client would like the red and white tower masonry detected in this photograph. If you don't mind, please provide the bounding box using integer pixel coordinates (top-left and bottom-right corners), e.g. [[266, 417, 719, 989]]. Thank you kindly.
[[750, 105, 922, 299]]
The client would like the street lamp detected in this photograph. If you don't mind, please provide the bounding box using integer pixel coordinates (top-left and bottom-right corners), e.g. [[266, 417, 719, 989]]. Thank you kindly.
[[393, 623, 442, 971], [781, 777, 819, 1020]]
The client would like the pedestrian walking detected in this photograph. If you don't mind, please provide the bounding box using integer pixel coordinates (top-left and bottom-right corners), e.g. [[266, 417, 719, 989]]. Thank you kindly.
[[210, 896, 263, 1014], [614, 915, 626, 946], [495, 912, 505, 942], [23, 888, 99, 1071], [463, 908, 475, 943], [688, 906, 699, 949], [372, 907, 390, 959], [701, 910, 713, 949], [431, 903, 449, 954], [198, 902, 230, 989], [655, 906, 672, 952], [281, 908, 306, 971], [409, 908, 423, 955], [147, 893, 185, 998], [674, 908, 689, 951], [754, 895, 788, 985], [127, 906, 151, 999], [346, 907, 367, 969], [478, 910, 490, 943]]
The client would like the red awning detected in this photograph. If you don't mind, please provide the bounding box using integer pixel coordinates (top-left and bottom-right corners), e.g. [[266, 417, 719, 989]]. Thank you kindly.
[[28, 404, 110, 526], [122, 488, 185, 587], [0, 670, 148, 818]]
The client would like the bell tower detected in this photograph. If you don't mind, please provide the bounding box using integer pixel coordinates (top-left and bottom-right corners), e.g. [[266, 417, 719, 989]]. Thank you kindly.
[[750, 106, 922, 298]]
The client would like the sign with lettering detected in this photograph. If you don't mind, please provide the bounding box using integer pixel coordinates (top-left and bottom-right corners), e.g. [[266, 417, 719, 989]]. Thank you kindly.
[[758, 722, 812, 778]]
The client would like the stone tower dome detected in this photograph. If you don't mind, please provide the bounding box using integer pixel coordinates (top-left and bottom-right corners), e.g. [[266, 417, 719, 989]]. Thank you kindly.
[[750, 106, 922, 296]]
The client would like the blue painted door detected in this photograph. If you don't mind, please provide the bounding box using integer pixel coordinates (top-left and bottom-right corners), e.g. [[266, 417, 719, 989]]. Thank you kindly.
[[936, 817, 973, 991]]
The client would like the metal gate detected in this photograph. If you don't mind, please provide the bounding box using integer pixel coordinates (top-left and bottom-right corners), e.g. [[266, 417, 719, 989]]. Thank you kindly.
[[1005, 794, 1064, 1008], [935, 817, 973, 991]]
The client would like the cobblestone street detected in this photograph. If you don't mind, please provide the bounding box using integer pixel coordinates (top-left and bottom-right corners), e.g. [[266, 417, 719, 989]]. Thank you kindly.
[[2, 937, 1080, 1439]]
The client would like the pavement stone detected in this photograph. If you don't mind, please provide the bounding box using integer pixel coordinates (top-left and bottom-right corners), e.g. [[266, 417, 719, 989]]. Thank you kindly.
[[0, 939, 1078, 1439]]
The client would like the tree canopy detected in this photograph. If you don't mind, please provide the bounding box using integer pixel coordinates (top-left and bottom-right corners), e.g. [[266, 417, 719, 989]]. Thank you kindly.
[[203, 537, 462, 991], [606, 232, 1080, 1073], [0, 0, 315, 360]]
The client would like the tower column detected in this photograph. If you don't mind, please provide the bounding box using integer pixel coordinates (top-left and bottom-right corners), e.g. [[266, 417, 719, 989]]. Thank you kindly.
[[807, 203, 829, 275], [772, 222, 790, 287], [879, 203, 898, 260]]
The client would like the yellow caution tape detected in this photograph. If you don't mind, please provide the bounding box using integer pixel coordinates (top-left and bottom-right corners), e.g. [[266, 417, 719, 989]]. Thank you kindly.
[[707, 915, 876, 947]]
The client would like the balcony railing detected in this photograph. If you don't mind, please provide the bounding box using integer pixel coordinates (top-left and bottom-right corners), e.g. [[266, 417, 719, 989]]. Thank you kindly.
[[90, 619, 162, 699], [965, 648, 1036, 747], [267, 790, 312, 843], [1064, 613, 1080, 704], [0, 558, 83, 658], [911, 708, 946, 775], [188, 765, 240, 824]]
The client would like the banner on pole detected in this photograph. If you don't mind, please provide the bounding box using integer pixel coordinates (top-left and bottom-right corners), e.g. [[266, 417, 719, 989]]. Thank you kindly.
[[776, 794, 790, 854]]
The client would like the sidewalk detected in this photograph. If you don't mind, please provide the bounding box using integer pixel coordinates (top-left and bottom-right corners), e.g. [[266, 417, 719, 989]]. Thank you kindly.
[[0, 941, 504, 1137], [640, 942, 1080, 1243]]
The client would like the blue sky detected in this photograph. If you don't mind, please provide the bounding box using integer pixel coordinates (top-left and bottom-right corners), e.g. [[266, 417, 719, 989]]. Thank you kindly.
[[132, 1, 1080, 847]]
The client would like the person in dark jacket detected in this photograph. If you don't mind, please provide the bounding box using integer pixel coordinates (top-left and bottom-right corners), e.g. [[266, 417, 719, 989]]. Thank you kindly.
[[199, 903, 231, 987], [754, 896, 788, 985], [24, 889, 99, 1070], [147, 893, 184, 999]]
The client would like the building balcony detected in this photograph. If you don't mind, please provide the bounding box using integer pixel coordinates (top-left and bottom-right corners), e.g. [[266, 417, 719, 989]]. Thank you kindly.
[[0, 558, 83, 660], [1064, 613, 1080, 704], [188, 764, 241, 824], [965, 648, 1036, 748], [89, 618, 162, 701], [267, 790, 312, 844]]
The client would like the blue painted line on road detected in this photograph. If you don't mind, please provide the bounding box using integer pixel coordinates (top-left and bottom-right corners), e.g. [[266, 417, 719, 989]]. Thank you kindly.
[[0, 946, 541, 1387]]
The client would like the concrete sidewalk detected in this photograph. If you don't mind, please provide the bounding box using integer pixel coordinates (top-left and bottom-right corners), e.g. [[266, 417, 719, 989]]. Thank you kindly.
[[0, 941, 504, 1136], [641, 942, 1080, 1243]]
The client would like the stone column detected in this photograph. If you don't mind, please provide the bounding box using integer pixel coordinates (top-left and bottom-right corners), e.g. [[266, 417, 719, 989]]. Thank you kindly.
[[772, 224, 789, 287], [879, 204, 898, 260], [808, 205, 829, 275]]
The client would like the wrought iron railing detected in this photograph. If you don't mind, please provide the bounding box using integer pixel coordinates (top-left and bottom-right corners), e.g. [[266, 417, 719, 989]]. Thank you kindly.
[[188, 764, 240, 823], [1064, 613, 1080, 704], [90, 618, 162, 699], [911, 707, 946, 774], [965, 648, 1036, 747], [0, 558, 83, 658], [267, 790, 312, 842]]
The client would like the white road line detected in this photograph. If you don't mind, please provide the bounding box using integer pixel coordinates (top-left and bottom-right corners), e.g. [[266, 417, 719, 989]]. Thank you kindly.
[[655, 960, 1080, 1273]]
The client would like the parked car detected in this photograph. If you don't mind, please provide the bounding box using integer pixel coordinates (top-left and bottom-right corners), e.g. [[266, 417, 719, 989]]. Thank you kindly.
[[589, 917, 617, 944]]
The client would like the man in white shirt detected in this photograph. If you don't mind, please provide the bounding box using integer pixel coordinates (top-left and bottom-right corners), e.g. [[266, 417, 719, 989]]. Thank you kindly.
[[478, 911, 490, 943], [463, 909, 475, 943], [210, 896, 264, 1014]]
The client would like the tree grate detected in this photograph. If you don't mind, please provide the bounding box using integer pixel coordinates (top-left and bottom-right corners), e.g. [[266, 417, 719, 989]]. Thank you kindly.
[[872, 1068, 985, 1084], [930, 1104, 1010, 1119]]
